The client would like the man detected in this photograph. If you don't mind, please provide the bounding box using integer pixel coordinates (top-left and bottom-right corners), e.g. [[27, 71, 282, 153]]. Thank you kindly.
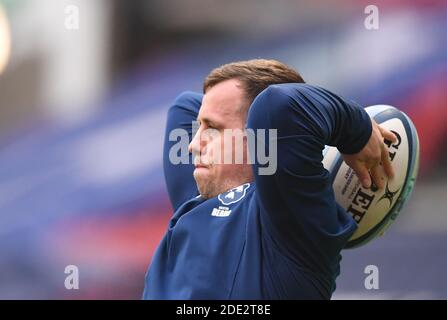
[[143, 59, 396, 299]]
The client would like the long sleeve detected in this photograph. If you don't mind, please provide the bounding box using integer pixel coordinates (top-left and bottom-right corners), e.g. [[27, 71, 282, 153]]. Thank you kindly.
[[246, 83, 371, 275], [163, 91, 202, 211]]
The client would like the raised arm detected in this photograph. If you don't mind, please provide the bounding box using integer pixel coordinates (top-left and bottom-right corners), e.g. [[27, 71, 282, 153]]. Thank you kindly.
[[246, 83, 372, 270], [163, 91, 202, 211]]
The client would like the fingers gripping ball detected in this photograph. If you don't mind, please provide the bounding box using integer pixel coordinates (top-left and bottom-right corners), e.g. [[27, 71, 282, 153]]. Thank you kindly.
[[322, 105, 420, 248]]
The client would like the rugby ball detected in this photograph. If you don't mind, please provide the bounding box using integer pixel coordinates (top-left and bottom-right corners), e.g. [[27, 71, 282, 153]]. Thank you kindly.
[[322, 105, 420, 249]]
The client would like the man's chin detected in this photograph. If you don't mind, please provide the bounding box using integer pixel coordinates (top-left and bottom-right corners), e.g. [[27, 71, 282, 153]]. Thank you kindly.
[[193, 168, 208, 182], [194, 173, 210, 197], [197, 186, 212, 199]]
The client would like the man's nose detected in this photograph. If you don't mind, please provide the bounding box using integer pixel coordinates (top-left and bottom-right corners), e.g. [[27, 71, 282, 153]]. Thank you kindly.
[[189, 131, 201, 155]]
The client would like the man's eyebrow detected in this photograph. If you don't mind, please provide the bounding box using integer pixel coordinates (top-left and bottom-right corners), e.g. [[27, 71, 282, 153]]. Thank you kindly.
[[197, 117, 221, 128]]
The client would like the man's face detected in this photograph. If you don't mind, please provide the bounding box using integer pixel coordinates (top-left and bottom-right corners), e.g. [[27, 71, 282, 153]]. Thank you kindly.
[[188, 79, 254, 199]]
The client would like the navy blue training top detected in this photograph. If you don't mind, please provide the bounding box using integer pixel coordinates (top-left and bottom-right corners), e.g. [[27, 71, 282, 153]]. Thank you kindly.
[[143, 83, 372, 299]]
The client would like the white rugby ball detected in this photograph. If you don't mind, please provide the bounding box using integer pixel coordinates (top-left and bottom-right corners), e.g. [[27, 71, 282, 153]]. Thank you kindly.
[[323, 105, 420, 249]]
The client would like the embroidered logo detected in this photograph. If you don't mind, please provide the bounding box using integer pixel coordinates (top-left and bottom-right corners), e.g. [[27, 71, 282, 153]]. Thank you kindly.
[[211, 206, 232, 217], [218, 183, 250, 205]]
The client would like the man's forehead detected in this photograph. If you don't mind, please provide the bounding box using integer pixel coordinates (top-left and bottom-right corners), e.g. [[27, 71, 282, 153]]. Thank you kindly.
[[199, 79, 246, 118]]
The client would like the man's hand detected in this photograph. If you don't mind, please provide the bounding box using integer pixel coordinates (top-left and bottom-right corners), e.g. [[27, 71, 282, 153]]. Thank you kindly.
[[342, 120, 397, 189]]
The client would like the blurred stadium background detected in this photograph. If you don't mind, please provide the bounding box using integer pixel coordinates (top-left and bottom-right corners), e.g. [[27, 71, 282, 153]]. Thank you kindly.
[[0, 0, 446, 299]]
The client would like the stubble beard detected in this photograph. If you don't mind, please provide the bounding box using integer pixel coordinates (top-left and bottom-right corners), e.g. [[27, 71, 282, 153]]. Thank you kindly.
[[193, 165, 254, 199], [194, 170, 219, 199]]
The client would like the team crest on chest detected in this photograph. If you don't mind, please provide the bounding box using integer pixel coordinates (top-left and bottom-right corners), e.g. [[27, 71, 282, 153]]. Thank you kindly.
[[218, 183, 251, 205]]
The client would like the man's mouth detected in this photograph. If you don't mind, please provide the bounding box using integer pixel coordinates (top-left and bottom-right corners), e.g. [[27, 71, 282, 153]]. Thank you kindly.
[[194, 157, 210, 168]]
